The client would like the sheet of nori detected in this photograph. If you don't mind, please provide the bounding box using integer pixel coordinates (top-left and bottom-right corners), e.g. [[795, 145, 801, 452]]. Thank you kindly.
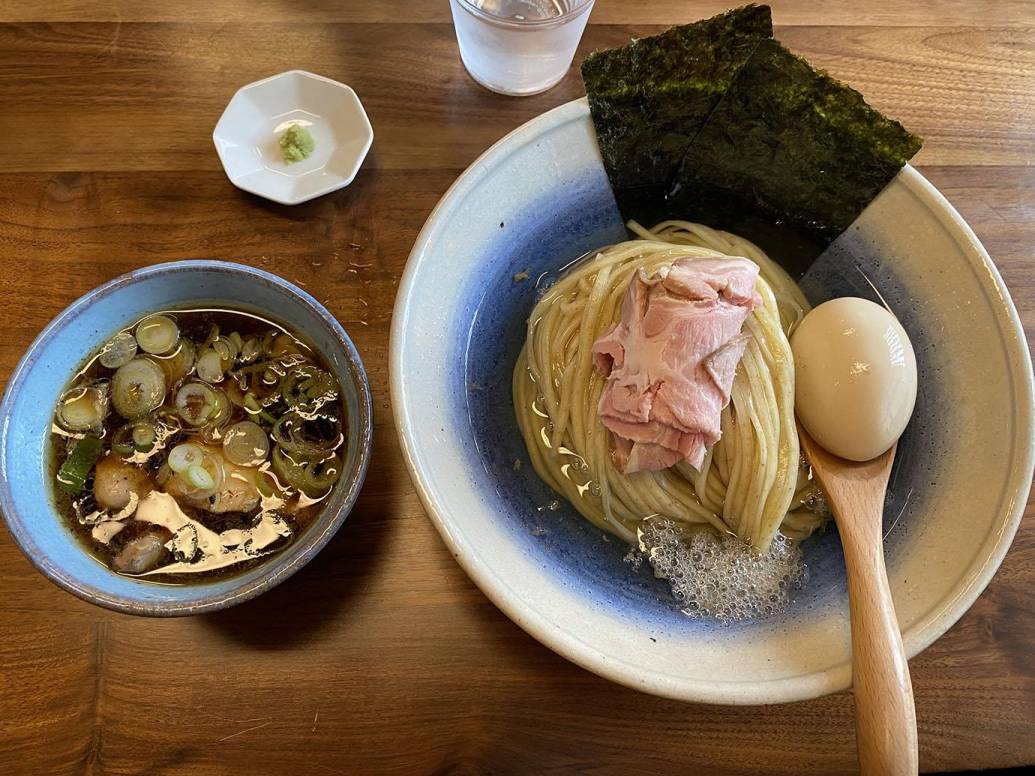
[[581, 5, 773, 223], [667, 38, 923, 274]]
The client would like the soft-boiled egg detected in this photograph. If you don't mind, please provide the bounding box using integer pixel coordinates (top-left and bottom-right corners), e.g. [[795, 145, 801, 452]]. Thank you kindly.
[[791, 297, 917, 462]]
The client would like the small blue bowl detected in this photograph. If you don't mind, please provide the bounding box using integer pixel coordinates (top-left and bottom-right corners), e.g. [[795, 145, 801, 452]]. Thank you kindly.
[[0, 261, 373, 616]]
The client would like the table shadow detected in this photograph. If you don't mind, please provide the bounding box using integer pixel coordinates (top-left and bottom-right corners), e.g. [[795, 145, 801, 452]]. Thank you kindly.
[[232, 152, 379, 222], [198, 424, 396, 648]]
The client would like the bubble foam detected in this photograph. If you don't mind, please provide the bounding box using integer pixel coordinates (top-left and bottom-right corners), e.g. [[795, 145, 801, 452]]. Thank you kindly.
[[637, 518, 808, 623]]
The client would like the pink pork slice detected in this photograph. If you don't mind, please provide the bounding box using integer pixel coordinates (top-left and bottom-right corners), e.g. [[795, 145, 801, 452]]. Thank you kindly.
[[591, 257, 761, 473]]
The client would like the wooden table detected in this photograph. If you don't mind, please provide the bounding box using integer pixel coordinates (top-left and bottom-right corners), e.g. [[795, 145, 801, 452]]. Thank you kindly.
[[1, 2, 1032, 773]]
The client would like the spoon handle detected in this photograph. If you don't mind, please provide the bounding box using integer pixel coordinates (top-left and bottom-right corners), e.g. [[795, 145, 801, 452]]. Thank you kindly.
[[838, 500, 919, 775]]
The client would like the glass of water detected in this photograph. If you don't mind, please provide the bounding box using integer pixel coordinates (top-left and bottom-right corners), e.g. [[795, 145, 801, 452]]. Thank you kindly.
[[449, 0, 596, 96]]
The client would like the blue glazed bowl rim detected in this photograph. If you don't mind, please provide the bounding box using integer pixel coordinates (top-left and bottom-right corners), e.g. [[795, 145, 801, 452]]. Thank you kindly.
[[391, 98, 1035, 704], [0, 259, 373, 616]]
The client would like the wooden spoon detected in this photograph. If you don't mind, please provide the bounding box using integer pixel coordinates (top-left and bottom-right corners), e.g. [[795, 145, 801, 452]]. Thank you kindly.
[[798, 427, 918, 776]]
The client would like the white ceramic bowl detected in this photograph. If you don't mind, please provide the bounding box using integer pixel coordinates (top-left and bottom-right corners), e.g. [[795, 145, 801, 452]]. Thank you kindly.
[[391, 98, 1034, 704], [213, 70, 373, 205]]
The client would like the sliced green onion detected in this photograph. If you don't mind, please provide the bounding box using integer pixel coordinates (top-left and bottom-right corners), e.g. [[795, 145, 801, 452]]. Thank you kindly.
[[271, 413, 295, 445], [243, 392, 261, 414], [98, 331, 137, 369], [200, 324, 220, 351], [198, 392, 232, 444], [223, 378, 246, 407], [282, 366, 337, 414], [153, 337, 195, 385], [135, 314, 179, 355], [112, 358, 166, 420], [212, 338, 231, 360], [223, 420, 269, 466], [168, 442, 205, 473], [243, 393, 277, 424], [304, 454, 341, 495], [185, 463, 216, 490], [110, 424, 133, 455], [280, 371, 307, 410], [272, 411, 341, 458], [57, 384, 110, 433], [196, 349, 225, 383], [56, 435, 103, 495], [131, 422, 157, 452], [270, 446, 340, 497], [112, 440, 135, 456], [255, 469, 277, 498], [209, 388, 230, 425], [212, 335, 239, 364], [271, 445, 305, 492], [111, 420, 157, 457], [175, 382, 217, 426], [183, 453, 223, 495], [239, 337, 262, 364], [297, 366, 335, 394], [270, 333, 301, 357]]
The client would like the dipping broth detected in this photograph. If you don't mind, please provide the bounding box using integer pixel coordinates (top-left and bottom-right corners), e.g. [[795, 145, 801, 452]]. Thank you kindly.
[[50, 308, 348, 582]]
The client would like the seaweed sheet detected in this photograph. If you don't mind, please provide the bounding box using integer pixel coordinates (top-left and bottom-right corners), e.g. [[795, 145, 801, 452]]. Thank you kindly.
[[667, 38, 923, 273], [581, 5, 773, 221]]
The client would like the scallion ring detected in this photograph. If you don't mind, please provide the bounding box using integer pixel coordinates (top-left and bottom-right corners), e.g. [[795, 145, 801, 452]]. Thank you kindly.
[[135, 314, 180, 355], [98, 331, 138, 369], [168, 442, 205, 473]]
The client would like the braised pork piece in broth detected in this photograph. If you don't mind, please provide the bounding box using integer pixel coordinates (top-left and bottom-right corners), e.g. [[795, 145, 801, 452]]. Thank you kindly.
[[50, 309, 348, 581]]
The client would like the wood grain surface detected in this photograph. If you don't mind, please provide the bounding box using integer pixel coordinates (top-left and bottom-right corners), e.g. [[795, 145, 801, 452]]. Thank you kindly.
[[0, 2, 1033, 774]]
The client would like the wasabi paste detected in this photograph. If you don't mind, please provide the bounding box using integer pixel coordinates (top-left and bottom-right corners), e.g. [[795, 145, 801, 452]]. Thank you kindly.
[[279, 125, 315, 163]]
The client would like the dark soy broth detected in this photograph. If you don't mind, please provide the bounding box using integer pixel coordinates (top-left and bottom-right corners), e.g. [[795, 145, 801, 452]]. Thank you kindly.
[[50, 308, 348, 583]]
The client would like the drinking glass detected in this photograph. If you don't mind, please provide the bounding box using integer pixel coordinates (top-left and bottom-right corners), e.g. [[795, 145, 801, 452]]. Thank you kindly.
[[448, 0, 596, 96]]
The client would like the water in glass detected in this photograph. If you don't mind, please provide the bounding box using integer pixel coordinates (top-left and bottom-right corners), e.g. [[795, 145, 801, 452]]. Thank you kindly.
[[449, 0, 594, 96]]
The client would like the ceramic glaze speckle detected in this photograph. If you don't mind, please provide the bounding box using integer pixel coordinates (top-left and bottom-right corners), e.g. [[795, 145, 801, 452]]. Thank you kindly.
[[392, 99, 1034, 703], [0, 261, 373, 616]]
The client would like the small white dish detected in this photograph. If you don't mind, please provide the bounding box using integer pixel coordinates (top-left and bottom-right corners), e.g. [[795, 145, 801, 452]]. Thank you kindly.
[[213, 70, 373, 206]]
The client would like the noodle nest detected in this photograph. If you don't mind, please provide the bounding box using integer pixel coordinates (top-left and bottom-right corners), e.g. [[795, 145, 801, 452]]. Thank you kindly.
[[513, 221, 828, 551]]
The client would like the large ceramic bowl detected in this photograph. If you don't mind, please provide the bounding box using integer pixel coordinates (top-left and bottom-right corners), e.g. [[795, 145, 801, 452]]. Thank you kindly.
[[392, 99, 1034, 704], [0, 261, 373, 616]]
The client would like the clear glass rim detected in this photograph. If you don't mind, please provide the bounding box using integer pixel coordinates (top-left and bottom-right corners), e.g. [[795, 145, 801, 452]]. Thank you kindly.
[[454, 0, 594, 30]]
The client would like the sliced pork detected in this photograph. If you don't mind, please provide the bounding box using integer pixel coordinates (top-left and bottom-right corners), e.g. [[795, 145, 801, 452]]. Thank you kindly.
[[591, 257, 761, 473]]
